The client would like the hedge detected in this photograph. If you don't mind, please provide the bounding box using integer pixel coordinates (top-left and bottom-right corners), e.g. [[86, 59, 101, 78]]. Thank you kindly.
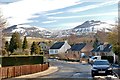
[[101, 56, 114, 63], [0, 56, 43, 67], [58, 59, 79, 62]]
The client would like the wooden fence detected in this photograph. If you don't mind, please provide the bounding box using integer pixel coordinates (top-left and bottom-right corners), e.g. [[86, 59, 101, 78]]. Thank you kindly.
[[0, 63, 49, 79]]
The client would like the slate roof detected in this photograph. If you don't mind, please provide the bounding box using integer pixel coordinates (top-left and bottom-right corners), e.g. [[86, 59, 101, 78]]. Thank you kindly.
[[91, 47, 100, 52], [91, 44, 112, 52], [103, 44, 112, 52], [70, 43, 86, 51], [50, 42, 65, 49]]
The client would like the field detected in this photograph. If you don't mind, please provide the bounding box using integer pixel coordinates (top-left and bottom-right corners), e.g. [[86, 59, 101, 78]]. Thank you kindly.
[[27, 37, 52, 44]]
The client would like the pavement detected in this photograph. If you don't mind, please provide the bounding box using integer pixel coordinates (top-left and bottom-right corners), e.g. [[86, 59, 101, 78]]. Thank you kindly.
[[5, 66, 58, 79]]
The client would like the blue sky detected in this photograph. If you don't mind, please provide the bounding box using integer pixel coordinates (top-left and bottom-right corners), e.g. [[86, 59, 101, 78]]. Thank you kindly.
[[0, 0, 118, 30]]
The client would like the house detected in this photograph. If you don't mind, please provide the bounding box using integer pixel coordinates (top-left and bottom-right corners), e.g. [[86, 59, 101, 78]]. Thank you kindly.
[[38, 42, 49, 54], [91, 43, 114, 56], [91, 43, 116, 63], [66, 43, 93, 61], [49, 41, 71, 55], [80, 43, 93, 56], [66, 43, 86, 60]]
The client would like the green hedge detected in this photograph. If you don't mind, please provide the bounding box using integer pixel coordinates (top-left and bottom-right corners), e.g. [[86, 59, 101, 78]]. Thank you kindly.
[[101, 56, 114, 63], [0, 56, 43, 67]]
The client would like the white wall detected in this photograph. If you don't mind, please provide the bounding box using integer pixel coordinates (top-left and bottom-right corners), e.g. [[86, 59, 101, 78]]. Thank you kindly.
[[49, 49, 58, 54], [49, 41, 71, 54], [58, 41, 71, 53]]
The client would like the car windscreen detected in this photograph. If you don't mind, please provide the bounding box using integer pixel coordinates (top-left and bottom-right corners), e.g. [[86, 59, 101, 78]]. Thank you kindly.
[[91, 56, 95, 59], [93, 61, 109, 65]]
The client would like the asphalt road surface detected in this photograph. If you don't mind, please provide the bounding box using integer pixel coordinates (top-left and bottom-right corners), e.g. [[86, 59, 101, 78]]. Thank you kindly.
[[38, 59, 120, 80], [41, 60, 92, 78]]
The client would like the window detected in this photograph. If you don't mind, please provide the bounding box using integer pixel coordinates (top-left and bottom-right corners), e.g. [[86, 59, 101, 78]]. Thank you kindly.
[[50, 50, 53, 53], [93, 60, 109, 65], [55, 50, 58, 53]]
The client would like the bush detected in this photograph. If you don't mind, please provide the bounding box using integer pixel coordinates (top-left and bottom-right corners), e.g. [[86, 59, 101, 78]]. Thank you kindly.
[[12, 49, 30, 55], [101, 56, 114, 63], [1, 55, 43, 67], [58, 58, 79, 62], [118, 54, 120, 65], [0, 49, 8, 56]]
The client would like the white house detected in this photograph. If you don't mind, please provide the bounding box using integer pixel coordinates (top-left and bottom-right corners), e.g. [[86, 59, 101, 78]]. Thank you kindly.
[[49, 41, 71, 54], [38, 42, 49, 51]]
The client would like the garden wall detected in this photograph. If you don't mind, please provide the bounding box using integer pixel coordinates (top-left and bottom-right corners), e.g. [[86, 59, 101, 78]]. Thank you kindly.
[[0, 63, 49, 79]]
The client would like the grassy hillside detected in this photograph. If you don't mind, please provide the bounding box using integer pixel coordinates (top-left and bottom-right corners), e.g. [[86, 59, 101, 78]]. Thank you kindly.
[[27, 37, 50, 44]]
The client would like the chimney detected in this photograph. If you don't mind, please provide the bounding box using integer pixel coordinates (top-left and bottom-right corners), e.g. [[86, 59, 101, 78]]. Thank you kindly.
[[99, 43, 104, 51], [65, 40, 68, 43]]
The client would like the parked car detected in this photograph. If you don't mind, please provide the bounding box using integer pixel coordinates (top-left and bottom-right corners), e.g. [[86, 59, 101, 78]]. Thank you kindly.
[[88, 56, 101, 64], [91, 60, 113, 77]]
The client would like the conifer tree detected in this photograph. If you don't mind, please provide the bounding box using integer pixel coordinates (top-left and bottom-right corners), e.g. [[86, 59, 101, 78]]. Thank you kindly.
[[22, 36, 28, 50], [31, 41, 35, 55], [93, 38, 99, 48], [34, 42, 40, 55], [39, 45, 43, 55], [31, 42, 40, 55], [9, 32, 22, 53], [5, 41, 9, 52]]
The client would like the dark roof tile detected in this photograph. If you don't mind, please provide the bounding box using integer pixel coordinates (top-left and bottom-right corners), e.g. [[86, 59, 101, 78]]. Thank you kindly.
[[91, 44, 112, 52], [103, 44, 112, 52], [70, 43, 86, 51], [50, 42, 64, 49]]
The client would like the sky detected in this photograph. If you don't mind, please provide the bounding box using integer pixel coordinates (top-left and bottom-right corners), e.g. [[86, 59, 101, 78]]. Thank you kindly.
[[0, 0, 119, 30]]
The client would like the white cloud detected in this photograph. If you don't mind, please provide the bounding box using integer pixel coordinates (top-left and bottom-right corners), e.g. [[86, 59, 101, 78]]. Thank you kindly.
[[48, 12, 117, 19], [67, 1, 118, 13], [0, 0, 81, 26], [46, 12, 64, 16], [0, 0, 117, 29], [79, 0, 119, 2], [42, 20, 57, 24]]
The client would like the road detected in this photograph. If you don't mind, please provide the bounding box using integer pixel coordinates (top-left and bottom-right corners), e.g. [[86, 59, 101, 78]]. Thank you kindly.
[[113, 64, 120, 78], [38, 59, 120, 79], [41, 60, 92, 79]]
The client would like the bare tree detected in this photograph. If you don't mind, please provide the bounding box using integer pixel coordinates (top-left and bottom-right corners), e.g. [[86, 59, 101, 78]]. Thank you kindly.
[[0, 9, 7, 28], [0, 9, 7, 55]]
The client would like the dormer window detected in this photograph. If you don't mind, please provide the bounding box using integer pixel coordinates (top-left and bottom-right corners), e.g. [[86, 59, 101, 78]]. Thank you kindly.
[[99, 44, 104, 51]]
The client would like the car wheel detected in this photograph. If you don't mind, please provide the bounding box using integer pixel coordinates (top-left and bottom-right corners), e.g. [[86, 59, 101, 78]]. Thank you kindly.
[[91, 73, 95, 77]]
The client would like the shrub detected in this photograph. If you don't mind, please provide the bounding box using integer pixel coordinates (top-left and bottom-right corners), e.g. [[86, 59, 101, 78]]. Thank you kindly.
[[12, 49, 30, 55], [101, 56, 114, 63], [0, 49, 8, 56]]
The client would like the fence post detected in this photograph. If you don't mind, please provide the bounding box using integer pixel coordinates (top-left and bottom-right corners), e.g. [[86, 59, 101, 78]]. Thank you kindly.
[[0, 68, 1, 79], [7, 67, 9, 78]]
